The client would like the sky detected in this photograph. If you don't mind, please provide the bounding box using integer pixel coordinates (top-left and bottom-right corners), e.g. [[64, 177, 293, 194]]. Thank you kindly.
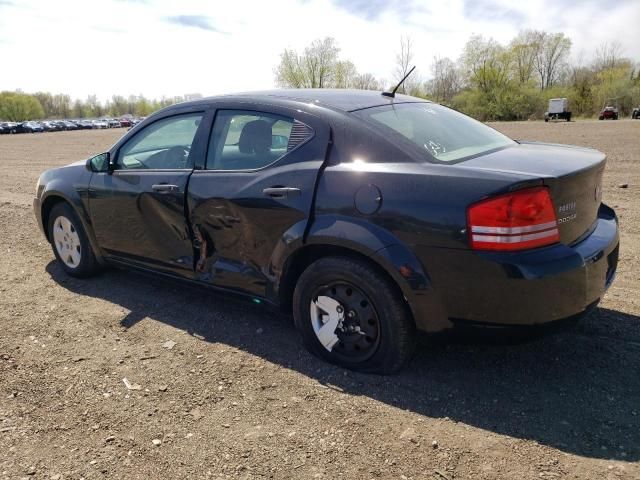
[[0, 0, 638, 102]]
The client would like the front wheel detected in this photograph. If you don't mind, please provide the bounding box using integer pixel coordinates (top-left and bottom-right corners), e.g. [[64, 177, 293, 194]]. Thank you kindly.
[[47, 203, 100, 277], [293, 256, 415, 374]]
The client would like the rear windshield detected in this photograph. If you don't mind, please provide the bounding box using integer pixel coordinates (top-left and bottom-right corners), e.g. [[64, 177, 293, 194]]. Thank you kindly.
[[353, 103, 514, 163]]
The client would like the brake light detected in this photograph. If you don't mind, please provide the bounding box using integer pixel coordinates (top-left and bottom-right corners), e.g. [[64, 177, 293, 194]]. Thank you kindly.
[[467, 187, 560, 251]]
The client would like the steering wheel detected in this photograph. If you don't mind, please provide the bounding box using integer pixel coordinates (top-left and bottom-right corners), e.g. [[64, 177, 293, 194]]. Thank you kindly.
[[164, 146, 190, 168]]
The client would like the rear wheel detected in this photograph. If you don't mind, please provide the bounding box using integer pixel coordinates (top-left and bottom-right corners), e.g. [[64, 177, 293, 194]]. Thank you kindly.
[[47, 203, 100, 278], [293, 256, 415, 374]]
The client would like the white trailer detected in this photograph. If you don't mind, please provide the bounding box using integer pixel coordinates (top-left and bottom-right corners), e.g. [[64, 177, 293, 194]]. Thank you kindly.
[[544, 98, 571, 122]]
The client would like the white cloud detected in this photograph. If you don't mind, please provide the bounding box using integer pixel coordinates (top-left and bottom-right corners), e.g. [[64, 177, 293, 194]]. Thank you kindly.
[[0, 0, 637, 101]]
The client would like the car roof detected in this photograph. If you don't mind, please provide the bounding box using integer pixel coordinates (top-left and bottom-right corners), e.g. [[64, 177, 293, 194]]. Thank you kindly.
[[181, 89, 430, 113]]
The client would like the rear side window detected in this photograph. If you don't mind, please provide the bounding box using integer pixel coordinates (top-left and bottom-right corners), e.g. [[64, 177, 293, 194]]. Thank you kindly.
[[206, 110, 296, 171], [353, 103, 514, 163]]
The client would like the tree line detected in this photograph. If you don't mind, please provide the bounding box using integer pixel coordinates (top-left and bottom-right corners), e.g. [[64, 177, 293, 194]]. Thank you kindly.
[[0, 91, 190, 122], [276, 33, 640, 121], [2, 31, 638, 122]]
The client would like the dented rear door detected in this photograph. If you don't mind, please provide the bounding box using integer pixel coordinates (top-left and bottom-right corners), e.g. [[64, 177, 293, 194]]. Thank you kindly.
[[186, 102, 330, 297]]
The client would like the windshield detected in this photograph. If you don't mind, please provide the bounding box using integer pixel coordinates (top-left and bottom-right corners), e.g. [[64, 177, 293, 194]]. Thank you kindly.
[[353, 103, 514, 163]]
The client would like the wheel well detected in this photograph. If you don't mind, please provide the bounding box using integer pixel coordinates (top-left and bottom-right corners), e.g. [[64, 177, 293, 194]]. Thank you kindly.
[[41, 196, 67, 242], [278, 244, 414, 324]]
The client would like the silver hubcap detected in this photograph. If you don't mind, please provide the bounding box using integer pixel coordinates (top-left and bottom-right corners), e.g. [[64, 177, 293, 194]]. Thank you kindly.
[[310, 296, 343, 351], [52, 216, 81, 268]]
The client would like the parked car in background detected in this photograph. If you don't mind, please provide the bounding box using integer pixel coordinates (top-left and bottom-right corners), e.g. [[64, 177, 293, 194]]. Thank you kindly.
[[119, 118, 132, 128], [76, 120, 94, 130], [33, 89, 619, 373], [633, 107, 640, 119], [0, 122, 19, 134], [40, 121, 60, 132], [108, 119, 122, 128], [92, 119, 109, 129], [544, 98, 571, 122], [599, 98, 621, 120], [599, 105, 618, 120], [16, 121, 44, 133], [61, 120, 79, 130]]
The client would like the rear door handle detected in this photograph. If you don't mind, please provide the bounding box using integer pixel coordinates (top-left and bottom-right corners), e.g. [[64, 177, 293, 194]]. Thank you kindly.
[[152, 184, 180, 193], [262, 187, 302, 198]]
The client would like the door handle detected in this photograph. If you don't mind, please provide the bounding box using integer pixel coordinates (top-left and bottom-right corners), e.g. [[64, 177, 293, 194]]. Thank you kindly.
[[262, 187, 302, 199], [152, 184, 180, 193]]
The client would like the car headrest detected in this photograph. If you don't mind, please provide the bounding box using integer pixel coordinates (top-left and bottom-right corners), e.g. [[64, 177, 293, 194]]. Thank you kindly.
[[238, 120, 271, 155]]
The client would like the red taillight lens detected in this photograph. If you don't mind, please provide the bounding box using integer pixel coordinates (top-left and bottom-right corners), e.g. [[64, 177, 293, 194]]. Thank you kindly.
[[467, 187, 560, 251]]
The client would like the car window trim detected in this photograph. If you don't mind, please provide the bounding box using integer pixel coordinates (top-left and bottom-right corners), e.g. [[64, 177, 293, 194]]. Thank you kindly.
[[112, 168, 194, 175]]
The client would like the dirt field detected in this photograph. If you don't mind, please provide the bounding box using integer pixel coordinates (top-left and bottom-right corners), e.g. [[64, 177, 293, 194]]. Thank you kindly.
[[1, 120, 639, 480]]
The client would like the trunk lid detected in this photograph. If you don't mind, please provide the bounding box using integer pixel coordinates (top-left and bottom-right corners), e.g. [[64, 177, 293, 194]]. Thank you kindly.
[[460, 142, 606, 245]]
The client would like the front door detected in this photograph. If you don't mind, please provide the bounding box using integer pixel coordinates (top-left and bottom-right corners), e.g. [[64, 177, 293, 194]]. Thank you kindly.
[[186, 106, 330, 296], [89, 111, 206, 276]]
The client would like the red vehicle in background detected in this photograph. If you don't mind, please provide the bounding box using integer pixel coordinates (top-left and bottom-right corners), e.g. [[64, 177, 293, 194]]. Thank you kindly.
[[599, 98, 619, 120], [599, 106, 618, 120]]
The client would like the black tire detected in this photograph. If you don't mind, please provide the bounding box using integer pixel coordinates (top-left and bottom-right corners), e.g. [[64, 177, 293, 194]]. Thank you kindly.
[[47, 202, 100, 278], [293, 256, 416, 374]]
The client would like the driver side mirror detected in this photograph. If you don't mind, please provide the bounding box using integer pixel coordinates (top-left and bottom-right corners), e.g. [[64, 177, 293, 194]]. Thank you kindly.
[[86, 152, 111, 173]]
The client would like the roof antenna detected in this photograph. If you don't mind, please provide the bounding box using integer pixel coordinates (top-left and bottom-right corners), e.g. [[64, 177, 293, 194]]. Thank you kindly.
[[382, 66, 416, 98]]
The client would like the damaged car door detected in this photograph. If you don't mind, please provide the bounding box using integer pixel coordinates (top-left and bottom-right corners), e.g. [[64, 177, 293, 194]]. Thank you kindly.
[[186, 105, 329, 297], [89, 110, 208, 276]]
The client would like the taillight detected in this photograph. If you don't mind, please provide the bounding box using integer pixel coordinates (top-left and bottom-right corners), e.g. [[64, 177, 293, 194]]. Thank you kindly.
[[467, 187, 560, 251]]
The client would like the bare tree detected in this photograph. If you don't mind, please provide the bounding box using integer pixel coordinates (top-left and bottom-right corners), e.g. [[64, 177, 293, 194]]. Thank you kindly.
[[534, 32, 571, 89], [593, 41, 625, 72], [394, 35, 416, 94], [353, 73, 380, 90], [428, 56, 461, 103]]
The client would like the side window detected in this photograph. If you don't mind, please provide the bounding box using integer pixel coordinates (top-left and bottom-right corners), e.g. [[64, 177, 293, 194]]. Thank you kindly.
[[117, 113, 203, 170], [206, 110, 294, 171]]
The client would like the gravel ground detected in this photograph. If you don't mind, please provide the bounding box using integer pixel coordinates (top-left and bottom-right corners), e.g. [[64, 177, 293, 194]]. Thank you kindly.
[[0, 120, 639, 479]]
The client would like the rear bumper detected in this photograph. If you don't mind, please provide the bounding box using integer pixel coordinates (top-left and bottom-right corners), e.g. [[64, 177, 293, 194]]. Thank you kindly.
[[418, 204, 619, 328]]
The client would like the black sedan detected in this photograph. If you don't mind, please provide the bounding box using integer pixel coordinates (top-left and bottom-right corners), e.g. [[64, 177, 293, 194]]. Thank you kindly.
[[0, 122, 18, 134], [16, 121, 44, 133], [33, 90, 619, 373]]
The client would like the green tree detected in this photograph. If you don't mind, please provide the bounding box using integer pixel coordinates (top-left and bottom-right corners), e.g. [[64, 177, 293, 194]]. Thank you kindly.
[[275, 37, 382, 90], [0, 92, 45, 121], [72, 99, 86, 118]]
